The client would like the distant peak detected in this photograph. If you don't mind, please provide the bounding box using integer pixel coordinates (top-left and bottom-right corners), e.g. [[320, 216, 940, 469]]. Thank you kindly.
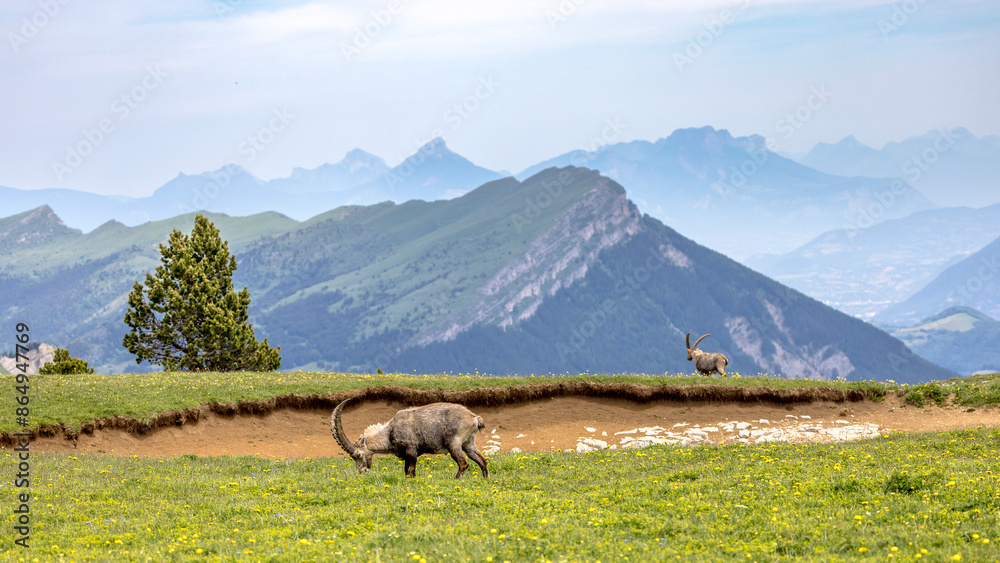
[[415, 137, 450, 156], [835, 135, 861, 146], [396, 137, 463, 167], [664, 126, 767, 154], [666, 126, 731, 142], [2, 205, 80, 241], [343, 147, 380, 161], [341, 148, 388, 167], [809, 135, 873, 154], [19, 205, 63, 226]]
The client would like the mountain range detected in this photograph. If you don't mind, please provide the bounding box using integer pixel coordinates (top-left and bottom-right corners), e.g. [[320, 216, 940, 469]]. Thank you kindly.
[[1, 138, 501, 233], [797, 127, 1000, 208], [0, 167, 955, 384], [888, 307, 1000, 376], [516, 126, 934, 260], [748, 204, 1000, 319], [4, 127, 954, 262]]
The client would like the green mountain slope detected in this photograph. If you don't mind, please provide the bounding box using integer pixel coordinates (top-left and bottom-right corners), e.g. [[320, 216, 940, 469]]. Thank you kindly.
[[395, 215, 954, 383], [0, 210, 300, 371], [888, 307, 1000, 375]]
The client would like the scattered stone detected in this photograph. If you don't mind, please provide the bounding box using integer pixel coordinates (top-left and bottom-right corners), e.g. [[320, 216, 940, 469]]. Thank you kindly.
[[585, 427, 596, 433], [736, 422, 751, 430]]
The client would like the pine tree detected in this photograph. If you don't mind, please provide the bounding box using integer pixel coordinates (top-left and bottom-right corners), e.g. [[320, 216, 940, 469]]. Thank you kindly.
[[39, 348, 95, 374], [122, 214, 281, 371]]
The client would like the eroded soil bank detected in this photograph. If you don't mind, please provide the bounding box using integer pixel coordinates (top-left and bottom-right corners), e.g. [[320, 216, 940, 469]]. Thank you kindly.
[[7, 382, 998, 458]]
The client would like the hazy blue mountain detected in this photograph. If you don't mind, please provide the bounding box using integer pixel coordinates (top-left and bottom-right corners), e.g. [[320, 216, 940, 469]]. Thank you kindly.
[[518, 126, 935, 260], [887, 307, 1000, 375], [1, 168, 954, 384], [2, 139, 502, 232], [270, 149, 391, 194], [322, 137, 505, 209], [747, 203, 1000, 319], [875, 235, 1000, 325], [799, 127, 1000, 208]]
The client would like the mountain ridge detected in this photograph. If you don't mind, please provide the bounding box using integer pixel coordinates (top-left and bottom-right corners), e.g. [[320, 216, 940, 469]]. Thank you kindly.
[[798, 127, 1000, 208], [515, 126, 935, 260]]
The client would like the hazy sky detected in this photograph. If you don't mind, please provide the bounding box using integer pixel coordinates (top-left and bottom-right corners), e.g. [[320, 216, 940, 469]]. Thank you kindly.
[[3, 0, 998, 196]]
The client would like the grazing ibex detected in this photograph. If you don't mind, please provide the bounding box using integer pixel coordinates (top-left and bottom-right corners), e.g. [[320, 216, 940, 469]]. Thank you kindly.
[[331, 399, 489, 479], [686, 332, 729, 376]]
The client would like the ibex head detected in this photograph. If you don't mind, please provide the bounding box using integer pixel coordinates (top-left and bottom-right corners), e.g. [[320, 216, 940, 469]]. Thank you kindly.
[[331, 399, 375, 473], [686, 332, 710, 361]]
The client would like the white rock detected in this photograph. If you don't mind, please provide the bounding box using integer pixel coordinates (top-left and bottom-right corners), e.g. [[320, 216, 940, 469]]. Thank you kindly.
[[575, 442, 594, 453], [516, 434, 526, 438], [800, 415, 811, 419], [702, 427, 719, 432], [736, 422, 751, 430], [835, 420, 850, 424], [585, 427, 596, 433], [685, 430, 709, 440], [739, 429, 750, 438], [581, 438, 608, 450], [758, 419, 770, 424], [785, 414, 798, 419], [615, 429, 638, 435], [509, 447, 522, 453]]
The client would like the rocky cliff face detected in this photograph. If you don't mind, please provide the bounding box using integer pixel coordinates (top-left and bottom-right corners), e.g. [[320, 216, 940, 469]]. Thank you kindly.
[[419, 177, 642, 345]]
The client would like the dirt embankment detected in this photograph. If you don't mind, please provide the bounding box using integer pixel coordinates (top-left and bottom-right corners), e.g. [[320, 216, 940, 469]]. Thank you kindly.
[[3, 382, 997, 458]]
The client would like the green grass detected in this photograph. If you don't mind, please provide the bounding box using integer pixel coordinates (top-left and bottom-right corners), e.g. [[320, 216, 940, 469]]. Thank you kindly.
[[904, 373, 1000, 409], [3, 372, 1000, 561], [1, 371, 896, 434], [2, 429, 998, 561]]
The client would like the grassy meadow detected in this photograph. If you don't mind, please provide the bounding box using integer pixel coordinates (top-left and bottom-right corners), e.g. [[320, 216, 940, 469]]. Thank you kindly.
[[2, 372, 1000, 562]]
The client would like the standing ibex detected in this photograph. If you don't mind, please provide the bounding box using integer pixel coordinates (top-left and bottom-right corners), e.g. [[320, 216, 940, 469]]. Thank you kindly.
[[686, 332, 729, 376], [331, 399, 489, 479]]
